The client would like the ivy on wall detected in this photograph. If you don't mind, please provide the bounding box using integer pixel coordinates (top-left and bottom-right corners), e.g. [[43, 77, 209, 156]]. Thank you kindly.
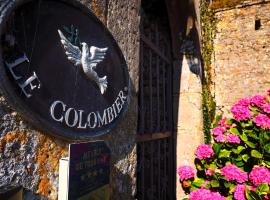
[[200, 0, 217, 144]]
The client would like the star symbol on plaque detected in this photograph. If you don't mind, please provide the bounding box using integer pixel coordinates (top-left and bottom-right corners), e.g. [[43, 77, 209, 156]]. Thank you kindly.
[[58, 29, 108, 94]]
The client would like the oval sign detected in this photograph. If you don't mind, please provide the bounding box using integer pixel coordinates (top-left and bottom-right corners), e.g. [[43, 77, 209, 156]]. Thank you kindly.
[[0, 0, 130, 140]]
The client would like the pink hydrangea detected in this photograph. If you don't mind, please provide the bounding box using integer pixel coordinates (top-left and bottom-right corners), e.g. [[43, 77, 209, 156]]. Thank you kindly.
[[177, 166, 195, 181], [189, 189, 226, 200], [205, 169, 215, 176], [218, 118, 227, 126], [231, 105, 251, 121], [215, 134, 226, 142], [227, 134, 241, 144], [218, 118, 232, 129], [196, 144, 214, 160], [253, 114, 270, 129], [250, 95, 266, 107], [249, 166, 270, 186], [263, 104, 270, 113], [212, 127, 225, 136], [221, 165, 248, 183], [237, 98, 251, 107], [234, 184, 246, 200]]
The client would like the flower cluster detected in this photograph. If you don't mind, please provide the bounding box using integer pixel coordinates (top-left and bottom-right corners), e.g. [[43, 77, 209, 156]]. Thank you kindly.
[[195, 144, 214, 160], [189, 189, 226, 200], [250, 95, 265, 107], [212, 127, 224, 136], [177, 166, 195, 181], [253, 114, 270, 129], [263, 103, 270, 113], [218, 117, 232, 128], [211, 125, 240, 144], [234, 184, 246, 200], [231, 105, 251, 121], [227, 134, 241, 144], [221, 164, 248, 183], [237, 98, 250, 107], [249, 166, 270, 186], [177, 89, 270, 200]]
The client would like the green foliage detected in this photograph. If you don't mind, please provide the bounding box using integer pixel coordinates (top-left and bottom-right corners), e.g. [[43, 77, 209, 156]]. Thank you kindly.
[[200, 0, 217, 143]]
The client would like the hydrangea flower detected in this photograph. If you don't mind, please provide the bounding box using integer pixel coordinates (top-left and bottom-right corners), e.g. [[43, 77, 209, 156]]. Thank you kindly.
[[234, 184, 246, 200], [227, 134, 241, 144], [205, 169, 215, 176], [250, 95, 266, 107], [221, 164, 248, 183], [253, 114, 270, 129], [177, 166, 195, 181], [215, 134, 226, 143], [189, 189, 226, 200], [218, 118, 232, 129], [196, 144, 214, 160], [237, 98, 251, 107], [263, 104, 270, 113], [212, 127, 225, 136], [231, 105, 251, 121], [218, 118, 226, 126], [249, 166, 270, 186]]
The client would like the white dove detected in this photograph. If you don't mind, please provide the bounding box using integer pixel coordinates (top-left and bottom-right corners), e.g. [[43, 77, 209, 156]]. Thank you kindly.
[[58, 29, 108, 94]]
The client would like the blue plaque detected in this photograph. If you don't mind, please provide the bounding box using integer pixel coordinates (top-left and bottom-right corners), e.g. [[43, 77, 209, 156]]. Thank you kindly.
[[68, 141, 111, 200]]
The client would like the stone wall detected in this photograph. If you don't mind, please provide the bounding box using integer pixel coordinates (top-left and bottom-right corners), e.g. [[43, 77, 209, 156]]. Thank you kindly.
[[213, 0, 270, 112], [0, 0, 140, 199]]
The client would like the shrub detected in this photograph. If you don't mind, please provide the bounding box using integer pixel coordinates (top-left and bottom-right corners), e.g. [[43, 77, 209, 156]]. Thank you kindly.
[[178, 89, 270, 200]]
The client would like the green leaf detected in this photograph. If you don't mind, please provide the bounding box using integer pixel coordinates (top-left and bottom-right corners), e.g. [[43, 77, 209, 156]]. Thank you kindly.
[[256, 183, 269, 195], [226, 195, 233, 200], [232, 146, 246, 154], [235, 155, 243, 161], [263, 131, 270, 141], [218, 149, 231, 158], [246, 188, 262, 200], [192, 178, 205, 188], [230, 127, 240, 135], [190, 186, 197, 192], [182, 198, 189, 200], [224, 182, 234, 188], [240, 133, 248, 142], [235, 161, 244, 167], [251, 150, 263, 158], [241, 121, 246, 128], [242, 154, 250, 162], [209, 163, 217, 169], [249, 132, 260, 140], [210, 180, 220, 188], [245, 141, 256, 148], [226, 118, 234, 124], [264, 143, 270, 154], [263, 160, 270, 168], [213, 143, 222, 155]]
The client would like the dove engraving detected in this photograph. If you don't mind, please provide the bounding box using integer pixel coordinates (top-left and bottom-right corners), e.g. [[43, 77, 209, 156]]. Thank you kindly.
[[58, 29, 108, 94]]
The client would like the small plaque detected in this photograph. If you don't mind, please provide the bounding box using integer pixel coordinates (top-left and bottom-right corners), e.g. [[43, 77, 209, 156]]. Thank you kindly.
[[0, 0, 130, 140], [69, 141, 111, 200]]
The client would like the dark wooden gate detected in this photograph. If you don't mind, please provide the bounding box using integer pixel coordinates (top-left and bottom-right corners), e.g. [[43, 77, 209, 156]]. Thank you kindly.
[[136, 0, 175, 199]]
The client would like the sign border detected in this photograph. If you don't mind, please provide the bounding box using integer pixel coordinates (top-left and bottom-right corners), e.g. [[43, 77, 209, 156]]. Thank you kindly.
[[0, 0, 130, 141]]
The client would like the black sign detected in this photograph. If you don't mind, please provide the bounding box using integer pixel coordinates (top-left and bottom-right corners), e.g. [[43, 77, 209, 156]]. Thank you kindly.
[[69, 141, 110, 200], [0, 0, 130, 140]]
